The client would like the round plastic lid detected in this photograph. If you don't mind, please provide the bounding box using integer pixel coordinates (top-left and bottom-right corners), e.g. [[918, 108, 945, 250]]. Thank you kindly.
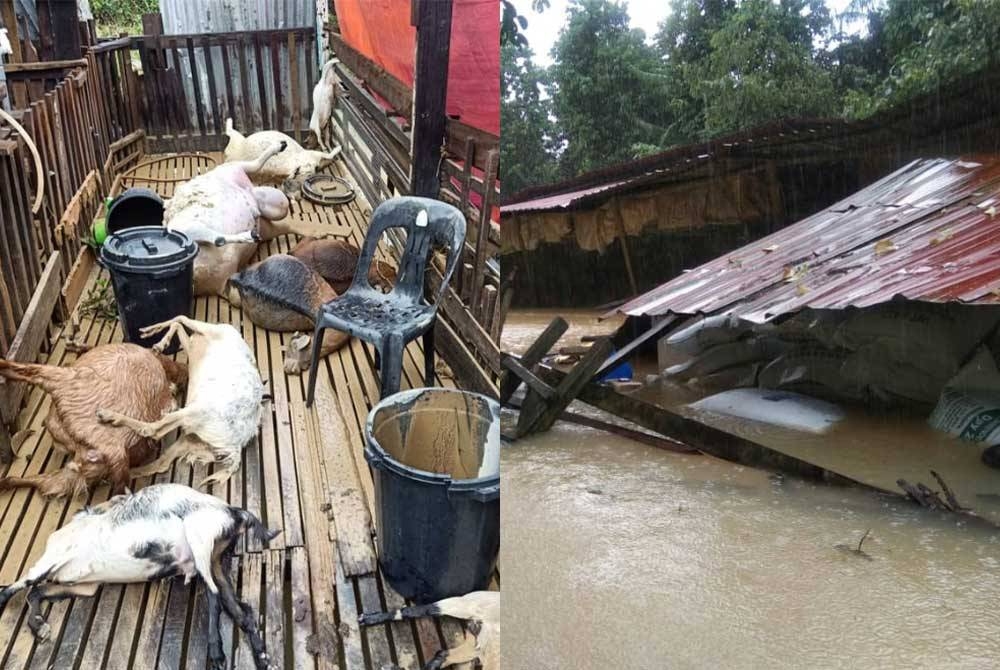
[[100, 226, 198, 272]]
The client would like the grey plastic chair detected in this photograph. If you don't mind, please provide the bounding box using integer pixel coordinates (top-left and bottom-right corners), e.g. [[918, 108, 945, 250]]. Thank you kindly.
[[305, 196, 467, 405]]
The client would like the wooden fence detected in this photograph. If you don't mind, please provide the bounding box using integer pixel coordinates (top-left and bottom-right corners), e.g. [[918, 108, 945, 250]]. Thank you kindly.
[[0, 43, 145, 458], [134, 23, 318, 151]]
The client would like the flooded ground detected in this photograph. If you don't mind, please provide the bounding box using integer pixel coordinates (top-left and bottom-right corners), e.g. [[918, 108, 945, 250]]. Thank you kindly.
[[501, 309, 1000, 669]]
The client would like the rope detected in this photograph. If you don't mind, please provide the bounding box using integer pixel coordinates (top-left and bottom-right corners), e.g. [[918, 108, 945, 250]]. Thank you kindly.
[[119, 152, 218, 184], [0, 107, 45, 214]]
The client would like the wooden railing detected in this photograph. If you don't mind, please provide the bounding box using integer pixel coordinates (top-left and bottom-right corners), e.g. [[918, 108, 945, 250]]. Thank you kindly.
[[132, 26, 318, 151]]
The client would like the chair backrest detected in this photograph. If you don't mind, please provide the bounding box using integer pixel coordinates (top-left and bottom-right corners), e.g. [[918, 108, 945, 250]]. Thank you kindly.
[[352, 196, 467, 304]]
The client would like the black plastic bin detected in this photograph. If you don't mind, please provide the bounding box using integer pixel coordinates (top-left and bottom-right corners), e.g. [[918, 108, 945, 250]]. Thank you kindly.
[[99, 227, 198, 355], [106, 188, 165, 235], [365, 388, 500, 604]]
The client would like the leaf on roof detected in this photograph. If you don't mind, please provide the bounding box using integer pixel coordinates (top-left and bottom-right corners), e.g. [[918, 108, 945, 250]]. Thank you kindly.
[[874, 238, 897, 256]]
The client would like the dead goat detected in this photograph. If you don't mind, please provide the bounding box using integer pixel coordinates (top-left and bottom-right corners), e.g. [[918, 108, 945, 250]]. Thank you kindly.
[[0, 483, 278, 670], [360, 591, 499, 670], [97, 316, 263, 488], [0, 344, 187, 497]]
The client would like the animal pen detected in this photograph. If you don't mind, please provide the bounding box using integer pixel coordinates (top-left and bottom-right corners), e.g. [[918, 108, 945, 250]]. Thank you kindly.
[[0, 3, 500, 669]]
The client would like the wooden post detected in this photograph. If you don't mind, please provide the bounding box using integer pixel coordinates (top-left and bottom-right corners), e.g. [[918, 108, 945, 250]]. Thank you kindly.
[[50, 0, 81, 60], [409, 0, 453, 197], [1, 0, 22, 63]]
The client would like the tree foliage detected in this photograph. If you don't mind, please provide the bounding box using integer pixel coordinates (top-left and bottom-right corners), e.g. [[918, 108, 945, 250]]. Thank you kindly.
[[501, 42, 559, 195], [501, 0, 1000, 191]]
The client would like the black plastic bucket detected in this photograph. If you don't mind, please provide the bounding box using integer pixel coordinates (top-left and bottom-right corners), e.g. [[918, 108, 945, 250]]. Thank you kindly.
[[106, 188, 165, 235], [365, 387, 500, 604], [99, 227, 198, 355]]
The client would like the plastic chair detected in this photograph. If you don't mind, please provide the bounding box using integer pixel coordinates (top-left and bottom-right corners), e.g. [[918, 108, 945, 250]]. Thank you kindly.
[[306, 196, 467, 406]]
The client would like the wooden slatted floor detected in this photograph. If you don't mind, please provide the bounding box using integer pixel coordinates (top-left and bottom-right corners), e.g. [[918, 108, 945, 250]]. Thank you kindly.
[[0, 153, 478, 669]]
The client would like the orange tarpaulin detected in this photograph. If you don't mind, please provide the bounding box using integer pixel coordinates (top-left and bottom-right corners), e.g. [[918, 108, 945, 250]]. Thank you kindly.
[[333, 0, 500, 137]]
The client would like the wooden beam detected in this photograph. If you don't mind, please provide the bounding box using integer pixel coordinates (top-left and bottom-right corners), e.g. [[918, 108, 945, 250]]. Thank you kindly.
[[536, 365, 856, 483], [50, 0, 81, 60], [409, 0, 452, 197], [501, 355, 554, 400], [0, 417, 10, 463], [1, 1, 22, 64], [498, 316, 567, 403], [329, 32, 412, 120], [3, 59, 88, 73], [516, 338, 613, 437], [596, 315, 677, 376], [506, 397, 698, 454], [0, 251, 62, 426], [434, 315, 497, 396]]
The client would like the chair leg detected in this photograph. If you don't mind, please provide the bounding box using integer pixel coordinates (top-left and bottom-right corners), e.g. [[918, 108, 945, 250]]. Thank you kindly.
[[423, 325, 435, 387], [379, 336, 404, 399], [374, 348, 381, 372], [305, 324, 326, 408]]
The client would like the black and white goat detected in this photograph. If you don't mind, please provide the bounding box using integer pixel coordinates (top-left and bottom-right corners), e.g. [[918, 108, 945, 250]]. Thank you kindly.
[[360, 591, 499, 669], [0, 484, 278, 670]]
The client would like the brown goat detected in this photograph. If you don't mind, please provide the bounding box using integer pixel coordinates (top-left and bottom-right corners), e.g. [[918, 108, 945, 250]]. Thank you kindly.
[[290, 237, 396, 294], [0, 344, 187, 498]]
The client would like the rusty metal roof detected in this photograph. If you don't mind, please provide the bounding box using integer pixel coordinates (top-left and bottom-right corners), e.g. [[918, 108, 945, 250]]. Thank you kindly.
[[502, 118, 856, 214], [615, 157, 1000, 322]]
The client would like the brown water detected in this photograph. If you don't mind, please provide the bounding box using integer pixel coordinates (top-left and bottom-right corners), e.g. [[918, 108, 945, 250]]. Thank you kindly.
[[501, 310, 1000, 669]]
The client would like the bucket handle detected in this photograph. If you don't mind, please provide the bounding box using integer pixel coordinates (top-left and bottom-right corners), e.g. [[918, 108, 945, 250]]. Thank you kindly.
[[364, 446, 384, 470]]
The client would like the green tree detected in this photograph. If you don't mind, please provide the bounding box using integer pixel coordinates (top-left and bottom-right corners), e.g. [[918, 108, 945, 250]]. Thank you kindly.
[[850, 0, 1000, 115], [697, 0, 838, 135], [548, 0, 672, 175], [501, 42, 559, 195]]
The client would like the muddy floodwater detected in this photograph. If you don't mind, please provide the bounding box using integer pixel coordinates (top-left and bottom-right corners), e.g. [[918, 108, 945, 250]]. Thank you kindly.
[[501, 310, 1000, 669]]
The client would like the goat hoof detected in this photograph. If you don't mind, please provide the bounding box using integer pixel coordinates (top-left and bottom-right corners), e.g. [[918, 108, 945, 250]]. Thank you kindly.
[[278, 141, 288, 152], [95, 409, 115, 424], [34, 621, 51, 641]]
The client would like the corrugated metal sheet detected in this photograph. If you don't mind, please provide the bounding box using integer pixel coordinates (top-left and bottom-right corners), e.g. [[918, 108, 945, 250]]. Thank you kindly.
[[616, 157, 1000, 322], [503, 119, 856, 212], [161, 0, 312, 32]]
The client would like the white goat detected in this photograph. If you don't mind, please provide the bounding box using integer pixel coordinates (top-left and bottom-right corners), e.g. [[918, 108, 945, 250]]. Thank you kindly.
[[0, 483, 278, 670], [96, 316, 263, 487], [359, 591, 500, 670], [224, 118, 341, 183], [309, 58, 339, 151]]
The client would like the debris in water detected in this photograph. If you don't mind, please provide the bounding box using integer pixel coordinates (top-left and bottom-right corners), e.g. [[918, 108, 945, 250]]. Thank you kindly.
[[898, 471, 967, 512], [835, 528, 873, 561]]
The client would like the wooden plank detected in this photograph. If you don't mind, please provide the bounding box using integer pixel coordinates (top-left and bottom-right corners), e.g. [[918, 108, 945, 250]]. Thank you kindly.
[[288, 31, 300, 142], [333, 561, 366, 670], [410, 0, 453, 196], [501, 354, 555, 400], [596, 315, 676, 376], [264, 550, 285, 670], [0, 252, 62, 427], [536, 364, 857, 483], [237, 34, 253, 131], [202, 40, 222, 135], [517, 338, 613, 437], [270, 32, 284, 132], [233, 553, 262, 670], [0, 2, 21, 63], [311, 374, 376, 577], [329, 33, 412, 119], [186, 37, 207, 138], [49, 0, 82, 61], [252, 33, 268, 132], [499, 316, 567, 403], [469, 149, 498, 314], [220, 39, 237, 130], [288, 547, 315, 670], [289, 402, 340, 670]]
